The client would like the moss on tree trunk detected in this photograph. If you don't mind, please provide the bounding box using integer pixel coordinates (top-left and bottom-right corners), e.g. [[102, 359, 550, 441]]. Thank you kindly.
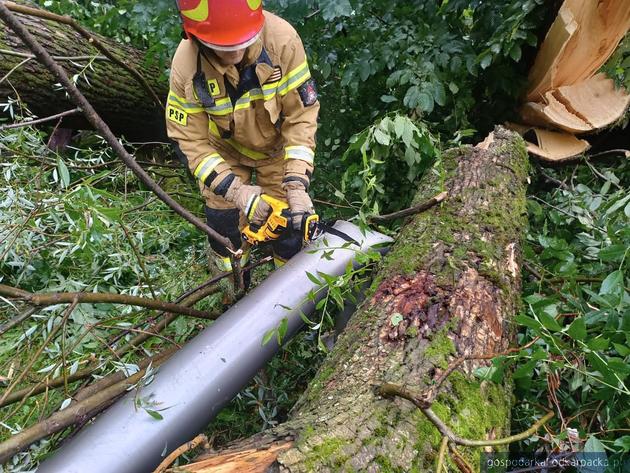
[[187, 127, 530, 472], [0, 8, 168, 140]]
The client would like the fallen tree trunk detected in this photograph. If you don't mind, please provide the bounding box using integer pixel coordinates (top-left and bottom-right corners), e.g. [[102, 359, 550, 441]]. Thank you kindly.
[[0, 2, 167, 140], [186, 127, 532, 472]]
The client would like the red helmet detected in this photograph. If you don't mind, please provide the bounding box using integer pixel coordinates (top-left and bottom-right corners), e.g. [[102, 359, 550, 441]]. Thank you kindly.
[[176, 0, 265, 51]]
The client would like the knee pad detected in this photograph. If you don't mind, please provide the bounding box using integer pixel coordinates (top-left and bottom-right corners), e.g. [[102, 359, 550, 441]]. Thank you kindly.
[[271, 233, 302, 263]]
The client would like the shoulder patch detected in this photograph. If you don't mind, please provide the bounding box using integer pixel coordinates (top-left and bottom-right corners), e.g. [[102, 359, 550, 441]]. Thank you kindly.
[[167, 106, 188, 126], [265, 66, 283, 84], [298, 79, 318, 106]]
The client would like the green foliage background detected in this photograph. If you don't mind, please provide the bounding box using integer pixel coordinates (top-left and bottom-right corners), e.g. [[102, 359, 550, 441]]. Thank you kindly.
[[0, 0, 628, 470]]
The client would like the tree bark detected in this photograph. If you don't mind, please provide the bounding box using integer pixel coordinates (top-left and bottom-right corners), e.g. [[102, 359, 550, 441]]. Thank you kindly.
[[0, 3, 167, 140], [185, 127, 531, 472]]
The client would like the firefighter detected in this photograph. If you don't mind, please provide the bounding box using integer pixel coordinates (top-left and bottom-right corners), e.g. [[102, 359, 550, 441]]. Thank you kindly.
[[167, 0, 320, 275]]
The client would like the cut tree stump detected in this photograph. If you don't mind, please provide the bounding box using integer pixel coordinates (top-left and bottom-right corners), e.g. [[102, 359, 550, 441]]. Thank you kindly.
[[0, 2, 168, 140], [182, 127, 531, 472]]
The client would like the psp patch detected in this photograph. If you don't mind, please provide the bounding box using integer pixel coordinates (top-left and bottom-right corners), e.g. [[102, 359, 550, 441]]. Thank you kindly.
[[298, 79, 318, 106], [167, 106, 188, 126], [207, 78, 221, 97]]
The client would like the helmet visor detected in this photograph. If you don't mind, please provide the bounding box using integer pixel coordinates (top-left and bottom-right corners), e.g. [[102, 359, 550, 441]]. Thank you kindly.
[[197, 31, 261, 52]]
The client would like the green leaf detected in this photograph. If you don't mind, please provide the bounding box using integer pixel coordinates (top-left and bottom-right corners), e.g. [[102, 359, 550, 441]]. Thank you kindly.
[[613, 436, 630, 452], [567, 317, 587, 341], [600, 270, 622, 295], [537, 309, 562, 332], [320, 0, 352, 21], [373, 128, 391, 146], [605, 194, 630, 216], [599, 245, 627, 262], [277, 317, 288, 341], [390, 313, 403, 326], [513, 359, 537, 379], [584, 435, 606, 453], [380, 95, 397, 103], [145, 409, 163, 421], [417, 92, 434, 113], [433, 82, 446, 106], [393, 115, 406, 138], [587, 337, 609, 351], [613, 343, 630, 357], [359, 60, 371, 82], [261, 328, 275, 346], [509, 44, 522, 62], [305, 272, 321, 285], [516, 314, 542, 331], [479, 53, 492, 69], [403, 85, 419, 109], [57, 158, 70, 188]]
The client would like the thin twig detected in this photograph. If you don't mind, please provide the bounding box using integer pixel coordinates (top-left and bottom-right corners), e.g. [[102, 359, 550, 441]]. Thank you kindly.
[[120, 222, 157, 299], [0, 56, 30, 84], [378, 383, 555, 447], [0, 306, 38, 336], [538, 170, 569, 190], [436, 436, 448, 473], [3, 1, 163, 109], [369, 191, 448, 223], [0, 298, 78, 406], [0, 3, 234, 253], [0, 48, 107, 61], [424, 338, 540, 404], [587, 149, 629, 160], [99, 325, 182, 348], [313, 198, 355, 210], [0, 107, 81, 131], [0, 204, 42, 262], [448, 444, 474, 473], [0, 284, 217, 320], [152, 434, 209, 473]]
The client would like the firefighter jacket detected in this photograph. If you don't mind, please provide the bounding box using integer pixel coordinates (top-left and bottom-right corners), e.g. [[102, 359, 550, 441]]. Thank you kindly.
[[166, 11, 319, 203]]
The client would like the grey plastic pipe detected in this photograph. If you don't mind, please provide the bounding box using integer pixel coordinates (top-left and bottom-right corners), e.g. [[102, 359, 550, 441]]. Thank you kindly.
[[37, 221, 392, 473]]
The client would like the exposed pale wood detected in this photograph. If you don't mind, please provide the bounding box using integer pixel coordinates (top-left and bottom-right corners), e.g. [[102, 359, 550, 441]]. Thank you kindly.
[[177, 442, 293, 473], [522, 74, 630, 134], [527, 0, 630, 101], [519, 0, 630, 162], [506, 123, 590, 162]]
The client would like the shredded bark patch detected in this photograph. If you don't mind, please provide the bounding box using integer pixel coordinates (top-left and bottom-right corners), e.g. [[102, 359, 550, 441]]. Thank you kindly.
[[373, 272, 449, 342], [450, 267, 506, 358]]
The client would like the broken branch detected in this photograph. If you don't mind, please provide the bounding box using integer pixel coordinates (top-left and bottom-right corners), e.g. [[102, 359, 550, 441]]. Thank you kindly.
[[0, 107, 81, 131], [368, 191, 448, 223], [0, 306, 38, 336], [378, 383, 554, 447], [0, 284, 218, 320], [0, 356, 168, 463], [152, 434, 209, 473]]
